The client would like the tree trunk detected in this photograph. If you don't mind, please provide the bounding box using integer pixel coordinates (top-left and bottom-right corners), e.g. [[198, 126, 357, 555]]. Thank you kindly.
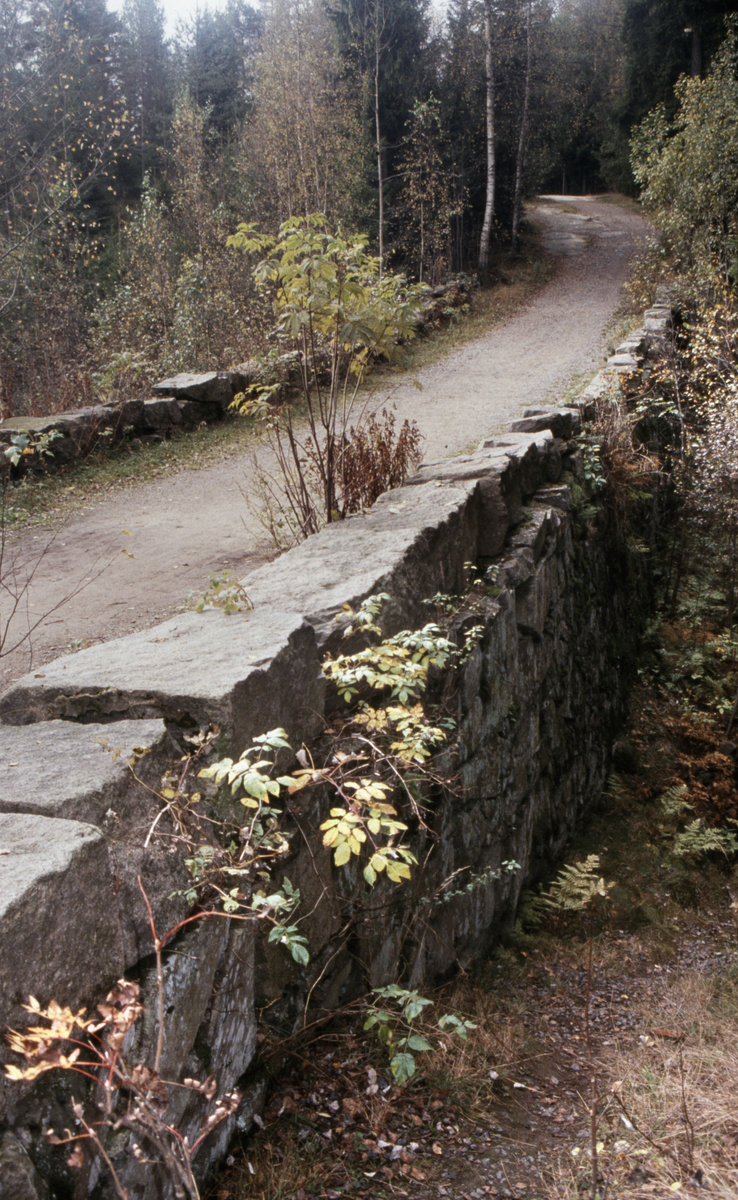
[[478, 0, 495, 274], [374, 45, 385, 274], [511, 0, 532, 252]]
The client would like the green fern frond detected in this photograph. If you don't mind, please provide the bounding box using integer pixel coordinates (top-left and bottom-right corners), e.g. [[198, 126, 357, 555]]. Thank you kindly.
[[659, 783, 692, 817], [518, 855, 613, 929], [673, 818, 738, 860], [538, 855, 613, 913], [605, 773, 630, 804]]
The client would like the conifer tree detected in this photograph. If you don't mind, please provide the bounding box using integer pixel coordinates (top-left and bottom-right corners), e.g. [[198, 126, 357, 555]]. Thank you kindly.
[[119, 0, 171, 183], [327, 0, 430, 262]]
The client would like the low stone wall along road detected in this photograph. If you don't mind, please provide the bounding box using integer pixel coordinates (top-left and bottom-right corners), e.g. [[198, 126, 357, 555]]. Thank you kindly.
[[0, 197, 648, 693]]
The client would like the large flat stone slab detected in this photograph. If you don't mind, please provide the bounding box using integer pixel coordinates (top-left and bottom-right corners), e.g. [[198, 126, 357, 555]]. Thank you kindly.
[[0, 718, 171, 824], [151, 372, 233, 406], [0, 813, 122, 1034], [243, 475, 484, 647], [510, 408, 578, 438], [0, 611, 325, 756]]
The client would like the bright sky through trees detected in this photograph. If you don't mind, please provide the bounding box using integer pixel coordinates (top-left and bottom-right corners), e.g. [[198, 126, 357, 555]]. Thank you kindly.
[[108, 0, 230, 36], [110, 0, 445, 37]]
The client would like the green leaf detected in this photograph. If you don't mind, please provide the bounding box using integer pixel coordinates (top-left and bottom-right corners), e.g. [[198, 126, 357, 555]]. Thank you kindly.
[[404, 996, 432, 1020], [390, 1052, 416, 1086], [289, 941, 310, 966]]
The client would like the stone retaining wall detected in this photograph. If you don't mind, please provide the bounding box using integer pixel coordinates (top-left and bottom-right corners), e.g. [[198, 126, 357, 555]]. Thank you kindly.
[[0, 306, 672, 1199], [0, 371, 242, 469], [0, 282, 473, 473]]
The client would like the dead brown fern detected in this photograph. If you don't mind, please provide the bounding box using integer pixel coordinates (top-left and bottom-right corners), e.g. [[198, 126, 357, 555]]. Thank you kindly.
[[340, 408, 423, 514]]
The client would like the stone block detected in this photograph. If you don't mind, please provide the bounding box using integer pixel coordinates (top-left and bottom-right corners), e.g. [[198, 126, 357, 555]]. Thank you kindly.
[[141, 398, 183, 429], [644, 305, 674, 326], [0, 1131, 49, 1200], [615, 337, 646, 357], [580, 370, 616, 400], [511, 408, 576, 439], [476, 473, 510, 556], [534, 485, 572, 513], [508, 506, 557, 563], [0, 413, 92, 463], [475, 432, 562, 522], [0, 718, 171, 824], [132, 918, 230, 1081], [0, 612, 326, 760], [177, 399, 218, 425], [0, 814, 123, 1063], [152, 373, 233, 407], [0, 716, 188, 961], [243, 475, 482, 647], [99, 399, 146, 431], [523, 408, 585, 436], [516, 556, 555, 639], [643, 314, 671, 333]]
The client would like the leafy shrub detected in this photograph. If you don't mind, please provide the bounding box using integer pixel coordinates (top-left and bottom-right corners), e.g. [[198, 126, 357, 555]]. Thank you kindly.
[[631, 21, 738, 292], [229, 215, 426, 541]]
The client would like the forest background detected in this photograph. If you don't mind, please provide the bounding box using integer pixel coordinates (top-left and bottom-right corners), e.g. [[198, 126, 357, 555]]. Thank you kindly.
[[1, 0, 735, 421]]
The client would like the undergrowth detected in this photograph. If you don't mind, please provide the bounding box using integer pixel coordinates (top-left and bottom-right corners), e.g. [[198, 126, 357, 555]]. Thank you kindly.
[[208, 634, 738, 1200]]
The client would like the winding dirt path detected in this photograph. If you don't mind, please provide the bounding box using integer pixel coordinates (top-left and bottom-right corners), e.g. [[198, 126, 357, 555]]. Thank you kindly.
[[0, 197, 650, 693]]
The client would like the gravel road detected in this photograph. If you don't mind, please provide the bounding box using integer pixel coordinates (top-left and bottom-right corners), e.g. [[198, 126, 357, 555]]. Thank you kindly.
[[0, 196, 650, 693]]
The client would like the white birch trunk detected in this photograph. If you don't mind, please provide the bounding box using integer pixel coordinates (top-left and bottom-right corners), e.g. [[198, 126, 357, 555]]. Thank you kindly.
[[375, 34, 385, 275], [478, 0, 495, 274]]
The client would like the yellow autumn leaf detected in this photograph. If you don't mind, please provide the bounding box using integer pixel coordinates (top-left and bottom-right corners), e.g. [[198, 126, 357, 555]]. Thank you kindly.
[[386, 860, 412, 882], [334, 841, 352, 867]]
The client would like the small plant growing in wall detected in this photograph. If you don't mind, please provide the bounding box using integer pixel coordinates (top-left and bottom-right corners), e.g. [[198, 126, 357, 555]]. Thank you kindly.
[[5, 904, 243, 1200]]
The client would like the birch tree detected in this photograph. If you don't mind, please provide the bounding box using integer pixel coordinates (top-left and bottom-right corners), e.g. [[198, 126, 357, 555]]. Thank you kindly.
[[511, 0, 531, 250], [327, 0, 430, 267], [478, 0, 496, 273]]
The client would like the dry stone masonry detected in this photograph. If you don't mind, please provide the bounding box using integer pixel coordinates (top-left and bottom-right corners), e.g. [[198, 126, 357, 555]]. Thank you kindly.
[[0, 306, 672, 1199], [0, 283, 472, 471]]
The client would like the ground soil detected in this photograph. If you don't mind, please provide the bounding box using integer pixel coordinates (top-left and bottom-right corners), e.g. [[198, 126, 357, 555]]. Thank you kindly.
[[234, 914, 735, 1200], [0, 197, 650, 693]]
